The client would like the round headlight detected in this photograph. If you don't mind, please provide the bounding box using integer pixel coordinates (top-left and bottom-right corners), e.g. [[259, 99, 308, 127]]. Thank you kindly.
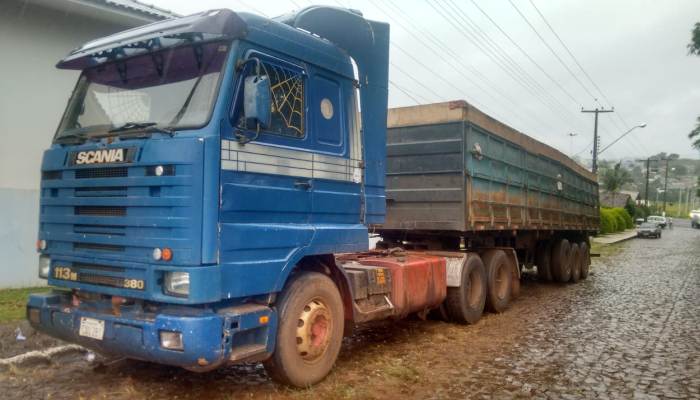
[[154, 165, 164, 176], [153, 247, 163, 261], [37, 239, 47, 251]]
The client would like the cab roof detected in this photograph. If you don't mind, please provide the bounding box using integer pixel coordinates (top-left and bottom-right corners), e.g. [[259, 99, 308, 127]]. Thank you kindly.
[[57, 8, 355, 79]]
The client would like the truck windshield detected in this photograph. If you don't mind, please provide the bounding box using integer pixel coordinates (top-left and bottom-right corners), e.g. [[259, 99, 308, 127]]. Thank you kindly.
[[55, 41, 230, 142]]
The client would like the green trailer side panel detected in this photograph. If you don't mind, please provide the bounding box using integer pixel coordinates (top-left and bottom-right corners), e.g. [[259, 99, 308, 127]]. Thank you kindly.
[[381, 103, 599, 234]]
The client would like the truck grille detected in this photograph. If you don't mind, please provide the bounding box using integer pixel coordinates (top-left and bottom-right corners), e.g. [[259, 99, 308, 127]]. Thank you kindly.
[[73, 243, 125, 252], [39, 140, 202, 280], [42, 171, 62, 180], [75, 167, 128, 179], [75, 206, 127, 216]]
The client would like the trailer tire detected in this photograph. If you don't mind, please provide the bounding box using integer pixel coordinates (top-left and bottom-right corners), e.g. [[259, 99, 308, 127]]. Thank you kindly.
[[535, 241, 552, 282], [482, 250, 512, 313], [444, 254, 487, 324], [551, 239, 571, 283], [569, 243, 581, 283], [579, 242, 590, 280], [263, 271, 344, 387]]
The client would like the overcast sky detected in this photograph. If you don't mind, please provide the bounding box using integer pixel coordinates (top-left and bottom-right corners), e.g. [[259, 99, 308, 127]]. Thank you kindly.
[[150, 0, 700, 161]]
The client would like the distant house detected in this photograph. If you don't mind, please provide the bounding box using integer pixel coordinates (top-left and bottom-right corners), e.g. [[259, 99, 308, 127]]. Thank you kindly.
[[0, 0, 178, 287], [600, 191, 633, 208]]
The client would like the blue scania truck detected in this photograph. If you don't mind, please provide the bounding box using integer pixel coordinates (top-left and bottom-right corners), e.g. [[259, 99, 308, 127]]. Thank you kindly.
[[28, 6, 598, 387]]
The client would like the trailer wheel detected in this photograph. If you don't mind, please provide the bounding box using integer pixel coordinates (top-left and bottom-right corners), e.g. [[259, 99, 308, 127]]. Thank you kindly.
[[569, 243, 581, 283], [535, 241, 552, 282], [444, 254, 487, 324], [579, 242, 590, 280], [482, 250, 512, 313], [551, 239, 571, 283], [263, 272, 344, 387]]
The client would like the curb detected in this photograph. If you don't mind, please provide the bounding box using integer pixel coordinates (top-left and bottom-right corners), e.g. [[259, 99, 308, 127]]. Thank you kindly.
[[591, 231, 638, 245]]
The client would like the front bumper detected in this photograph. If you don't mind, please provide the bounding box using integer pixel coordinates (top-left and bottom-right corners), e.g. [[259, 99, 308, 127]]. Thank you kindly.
[[27, 291, 276, 370]]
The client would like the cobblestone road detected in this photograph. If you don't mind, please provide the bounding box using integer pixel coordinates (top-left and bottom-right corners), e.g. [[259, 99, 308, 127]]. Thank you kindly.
[[2, 223, 699, 399]]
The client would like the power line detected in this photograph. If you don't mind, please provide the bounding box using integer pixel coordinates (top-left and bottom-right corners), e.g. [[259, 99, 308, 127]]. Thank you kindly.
[[508, 0, 601, 107], [525, 0, 651, 156], [527, 0, 611, 108], [376, 0, 551, 131], [426, 1, 582, 131], [441, 0, 582, 123], [390, 62, 444, 102], [467, 0, 583, 108], [389, 81, 423, 105]]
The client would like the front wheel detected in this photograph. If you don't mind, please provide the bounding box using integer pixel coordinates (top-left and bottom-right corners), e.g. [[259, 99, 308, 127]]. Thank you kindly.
[[263, 272, 344, 387]]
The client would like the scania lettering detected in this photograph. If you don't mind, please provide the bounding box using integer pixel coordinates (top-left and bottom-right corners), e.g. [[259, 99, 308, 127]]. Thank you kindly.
[[28, 7, 599, 386], [74, 148, 126, 165]]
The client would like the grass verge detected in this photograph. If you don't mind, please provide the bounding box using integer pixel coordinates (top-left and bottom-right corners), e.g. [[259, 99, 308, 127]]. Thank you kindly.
[[0, 287, 50, 323]]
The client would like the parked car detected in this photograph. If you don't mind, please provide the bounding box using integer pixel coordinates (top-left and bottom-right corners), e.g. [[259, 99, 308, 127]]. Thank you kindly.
[[637, 222, 662, 238], [647, 215, 667, 229], [691, 210, 700, 229]]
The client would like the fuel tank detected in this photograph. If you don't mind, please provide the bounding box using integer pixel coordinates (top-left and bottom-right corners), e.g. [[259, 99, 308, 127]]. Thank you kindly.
[[338, 251, 446, 318]]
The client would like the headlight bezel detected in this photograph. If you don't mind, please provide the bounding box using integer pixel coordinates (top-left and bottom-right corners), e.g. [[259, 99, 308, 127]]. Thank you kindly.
[[163, 271, 190, 297], [38, 255, 51, 279], [159, 330, 184, 351]]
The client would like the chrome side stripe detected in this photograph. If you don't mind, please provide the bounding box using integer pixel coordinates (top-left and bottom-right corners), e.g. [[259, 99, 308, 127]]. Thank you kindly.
[[221, 140, 362, 183]]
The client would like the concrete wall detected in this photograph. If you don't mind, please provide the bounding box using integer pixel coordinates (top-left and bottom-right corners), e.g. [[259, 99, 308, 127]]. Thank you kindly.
[[0, 1, 147, 287]]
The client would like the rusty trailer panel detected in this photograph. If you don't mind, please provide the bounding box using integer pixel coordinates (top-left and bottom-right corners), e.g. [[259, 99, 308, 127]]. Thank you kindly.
[[380, 101, 599, 234]]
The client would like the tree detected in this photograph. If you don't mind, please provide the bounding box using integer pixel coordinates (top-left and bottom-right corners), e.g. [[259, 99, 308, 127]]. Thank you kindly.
[[688, 22, 700, 55], [690, 116, 700, 150], [689, 24, 700, 150], [602, 163, 632, 206]]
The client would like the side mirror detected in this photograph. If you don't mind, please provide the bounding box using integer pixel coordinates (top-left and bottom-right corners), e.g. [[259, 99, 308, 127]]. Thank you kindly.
[[243, 75, 271, 129]]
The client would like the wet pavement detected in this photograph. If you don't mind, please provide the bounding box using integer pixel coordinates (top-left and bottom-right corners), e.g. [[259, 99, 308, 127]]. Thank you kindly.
[[1, 222, 699, 399]]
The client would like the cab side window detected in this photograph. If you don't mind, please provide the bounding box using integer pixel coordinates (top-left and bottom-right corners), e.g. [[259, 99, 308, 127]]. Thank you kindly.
[[235, 53, 306, 139]]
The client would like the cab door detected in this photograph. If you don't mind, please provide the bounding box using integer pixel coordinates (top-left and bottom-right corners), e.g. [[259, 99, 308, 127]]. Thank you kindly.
[[307, 70, 363, 226]]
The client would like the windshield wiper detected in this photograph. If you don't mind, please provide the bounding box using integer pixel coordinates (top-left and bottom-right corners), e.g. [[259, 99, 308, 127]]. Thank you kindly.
[[87, 122, 175, 140], [54, 132, 87, 143], [108, 122, 158, 133]]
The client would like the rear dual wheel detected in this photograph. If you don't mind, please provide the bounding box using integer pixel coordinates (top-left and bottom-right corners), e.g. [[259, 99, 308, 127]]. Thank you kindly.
[[482, 250, 512, 313], [444, 255, 487, 324], [569, 243, 581, 283], [579, 242, 590, 280], [551, 239, 572, 283]]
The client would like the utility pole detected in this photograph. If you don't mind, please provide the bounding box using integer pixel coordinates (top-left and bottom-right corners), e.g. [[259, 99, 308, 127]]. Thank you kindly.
[[636, 158, 651, 207], [582, 107, 614, 174], [662, 159, 670, 213]]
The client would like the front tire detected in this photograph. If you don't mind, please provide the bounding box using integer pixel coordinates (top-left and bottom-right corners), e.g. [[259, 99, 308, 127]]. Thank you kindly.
[[263, 272, 344, 387]]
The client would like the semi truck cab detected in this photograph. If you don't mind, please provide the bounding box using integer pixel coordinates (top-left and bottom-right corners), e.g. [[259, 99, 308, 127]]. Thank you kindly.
[[28, 7, 392, 385]]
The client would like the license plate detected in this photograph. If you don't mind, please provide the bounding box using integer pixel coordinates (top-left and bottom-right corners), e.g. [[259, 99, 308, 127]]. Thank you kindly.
[[79, 317, 105, 340]]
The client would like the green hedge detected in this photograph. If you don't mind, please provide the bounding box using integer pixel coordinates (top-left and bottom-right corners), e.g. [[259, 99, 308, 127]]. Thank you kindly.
[[600, 207, 634, 234]]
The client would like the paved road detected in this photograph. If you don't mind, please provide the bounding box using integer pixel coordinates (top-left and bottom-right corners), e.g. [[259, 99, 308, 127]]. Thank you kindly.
[[2, 224, 699, 399]]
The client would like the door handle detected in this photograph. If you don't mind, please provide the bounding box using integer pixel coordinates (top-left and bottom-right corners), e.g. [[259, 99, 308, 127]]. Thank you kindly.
[[294, 179, 312, 190]]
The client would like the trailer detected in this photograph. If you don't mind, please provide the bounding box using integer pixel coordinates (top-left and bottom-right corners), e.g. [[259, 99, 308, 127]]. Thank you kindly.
[[26, 7, 599, 387], [376, 101, 598, 319]]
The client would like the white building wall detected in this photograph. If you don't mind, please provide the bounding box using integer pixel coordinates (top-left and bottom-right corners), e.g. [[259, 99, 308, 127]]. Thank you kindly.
[[0, 1, 148, 287]]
